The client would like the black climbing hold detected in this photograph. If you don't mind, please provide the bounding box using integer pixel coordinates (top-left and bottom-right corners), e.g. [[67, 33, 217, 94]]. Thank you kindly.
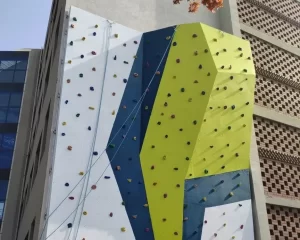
[[93, 151, 98, 156], [79, 73, 83, 77], [173, 42, 177, 46], [165, 135, 168, 138], [187, 142, 191, 145], [213, 38, 217, 42], [231, 105, 235, 110], [192, 34, 197, 38], [246, 102, 250, 105], [210, 146, 214, 148], [65, 100, 68, 104], [114, 55, 117, 60], [214, 129, 218, 132], [221, 66, 224, 69], [184, 204, 188, 209], [223, 86, 227, 90], [238, 47, 242, 51], [248, 57, 251, 60], [61, 133, 65, 136], [122, 125, 126, 129], [221, 166, 225, 169], [193, 120, 197, 125], [157, 122, 161, 125], [227, 144, 230, 147], [109, 144, 115, 148], [123, 43, 126, 47], [204, 49, 208, 53], [239, 88, 243, 91], [228, 126, 231, 130], [181, 88, 185, 92], [77, 93, 82, 97], [242, 142, 246, 145], [124, 61, 129, 64], [207, 72, 211, 76], [67, 223, 73, 228], [243, 69, 248, 73], [223, 48, 227, 52], [235, 153, 239, 157], [239, 204, 243, 207], [80, 55, 84, 59], [73, 17, 77, 21], [90, 87, 94, 91], [230, 76, 234, 80], [209, 107, 213, 110], [88, 126, 91, 131], [220, 180, 224, 183], [174, 168, 179, 171], [164, 102, 168, 107], [123, 79, 127, 83], [220, 155, 224, 158], [93, 32, 96, 36], [70, 41, 73, 46], [151, 145, 155, 148], [186, 157, 190, 160], [76, 113, 80, 117], [224, 106, 227, 109], [216, 52, 219, 56], [198, 64, 202, 69], [167, 93, 171, 97], [240, 53, 243, 57], [104, 176, 110, 179], [134, 40, 138, 44], [201, 91, 206, 95], [179, 128, 183, 131], [216, 87, 219, 91], [65, 183, 69, 187]]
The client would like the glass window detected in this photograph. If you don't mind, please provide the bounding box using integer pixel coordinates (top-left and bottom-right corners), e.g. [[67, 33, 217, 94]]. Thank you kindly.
[[0, 70, 14, 83], [15, 61, 28, 70], [0, 150, 13, 169], [13, 70, 26, 83], [1, 134, 16, 150], [0, 181, 8, 200], [0, 108, 7, 123], [0, 201, 5, 221], [6, 108, 20, 123], [0, 92, 10, 107], [9, 93, 22, 107], [0, 61, 16, 70]]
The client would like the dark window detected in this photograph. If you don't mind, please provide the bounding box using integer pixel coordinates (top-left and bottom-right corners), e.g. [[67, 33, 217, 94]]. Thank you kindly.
[[6, 107, 20, 123], [0, 70, 14, 83], [0, 180, 8, 199], [9, 92, 22, 107], [0, 92, 10, 106], [13, 70, 26, 83], [15, 61, 28, 70], [0, 150, 13, 168]]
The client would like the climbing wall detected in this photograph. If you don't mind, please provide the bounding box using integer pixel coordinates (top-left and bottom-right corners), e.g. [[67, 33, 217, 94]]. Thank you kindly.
[[44, 6, 255, 240]]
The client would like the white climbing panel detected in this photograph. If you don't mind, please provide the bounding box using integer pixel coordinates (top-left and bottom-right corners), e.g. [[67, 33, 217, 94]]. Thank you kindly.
[[200, 200, 254, 240], [45, 6, 141, 240]]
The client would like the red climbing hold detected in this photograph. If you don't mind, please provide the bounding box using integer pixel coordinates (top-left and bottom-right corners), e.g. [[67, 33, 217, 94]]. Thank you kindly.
[[240, 225, 244, 229], [91, 185, 97, 190], [92, 51, 96, 55], [69, 196, 74, 200], [145, 228, 150, 232], [109, 212, 113, 217]]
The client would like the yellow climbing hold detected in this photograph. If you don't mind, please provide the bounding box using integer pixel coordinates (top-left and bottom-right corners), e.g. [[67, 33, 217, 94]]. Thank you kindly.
[[112, 110, 116, 115], [68, 60, 72, 64], [127, 179, 132, 183], [133, 55, 138, 59], [114, 34, 118, 38], [166, 36, 171, 40], [82, 37, 86, 41], [89, 107, 95, 110], [121, 227, 126, 232], [113, 74, 117, 78], [79, 172, 84, 175], [143, 204, 149, 207], [83, 211, 87, 215], [62, 122, 67, 126]]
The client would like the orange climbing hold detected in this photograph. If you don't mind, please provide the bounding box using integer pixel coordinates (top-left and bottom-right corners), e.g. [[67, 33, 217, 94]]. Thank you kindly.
[[67, 146, 72, 151]]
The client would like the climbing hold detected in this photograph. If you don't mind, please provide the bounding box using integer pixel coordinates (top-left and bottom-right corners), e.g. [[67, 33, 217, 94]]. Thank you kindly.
[[65, 183, 69, 187], [235, 153, 239, 157], [232, 237, 236, 239], [90, 86, 94, 91], [153, 182, 157, 186], [188, 98, 192, 102], [171, 114, 175, 119], [93, 151, 98, 156], [69, 196, 74, 200], [121, 227, 126, 232], [143, 204, 149, 207], [238, 47, 242, 51], [221, 165, 225, 169], [204, 49, 208, 53], [72, 17, 77, 21], [240, 53, 243, 57], [133, 73, 139, 77], [243, 69, 248, 73], [192, 33, 198, 38], [231, 105, 236, 110], [151, 165, 155, 170], [155, 70, 160, 75], [167, 93, 172, 97], [229, 65, 232, 69], [184, 217, 189, 221], [132, 215, 137, 219], [248, 56, 251, 60], [214, 233, 217, 237], [123, 43, 126, 47], [65, 100, 68, 104], [88, 126, 91, 131], [162, 155, 167, 160], [228, 126, 231, 130], [223, 48, 227, 52], [187, 141, 191, 145], [239, 87, 243, 91], [122, 201, 125, 206], [123, 79, 127, 83], [224, 106, 227, 109], [67, 146, 72, 151], [127, 179, 132, 183], [204, 169, 209, 174], [89, 107, 95, 110], [83, 211, 87, 215], [240, 225, 244, 229], [67, 223, 73, 228], [214, 129, 218, 132], [239, 204, 243, 207], [243, 124, 246, 127], [92, 67, 96, 71], [223, 223, 226, 227], [229, 192, 234, 196], [104, 176, 110, 179], [163, 193, 168, 198], [172, 42, 177, 46], [68, 60, 72, 64], [91, 185, 97, 190], [79, 172, 84, 176], [166, 36, 171, 40], [194, 51, 198, 56], [242, 141, 246, 145], [70, 41, 73, 46], [61, 133, 65, 136], [207, 72, 211, 76], [202, 197, 207, 202], [67, 79, 71, 83], [93, 32, 96, 36], [230, 76, 234, 80], [144, 106, 149, 110], [162, 218, 167, 222], [134, 40, 138, 44], [216, 52, 219, 56], [165, 135, 168, 138], [181, 88, 185, 92], [221, 65, 224, 69], [220, 155, 224, 158], [82, 37, 86, 41], [124, 61, 129, 64], [145, 228, 150, 232], [174, 232, 178, 236], [246, 101, 250, 105], [151, 145, 155, 149], [79, 73, 83, 77], [70, 24, 75, 28], [116, 166, 121, 171], [193, 120, 197, 125], [179, 128, 183, 131], [91, 51, 96, 55], [194, 80, 198, 83], [113, 74, 117, 78], [176, 184, 180, 188], [176, 59, 180, 63], [223, 86, 227, 90], [76, 113, 80, 117], [80, 54, 84, 59], [213, 38, 217, 42], [174, 167, 179, 171], [210, 146, 214, 148], [114, 34, 118, 38]]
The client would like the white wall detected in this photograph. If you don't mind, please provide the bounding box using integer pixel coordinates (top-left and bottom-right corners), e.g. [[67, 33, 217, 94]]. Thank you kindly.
[[45, 7, 142, 240], [201, 200, 254, 240]]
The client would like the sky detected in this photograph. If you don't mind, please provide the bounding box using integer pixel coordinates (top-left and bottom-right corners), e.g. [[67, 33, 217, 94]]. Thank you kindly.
[[0, 0, 52, 51]]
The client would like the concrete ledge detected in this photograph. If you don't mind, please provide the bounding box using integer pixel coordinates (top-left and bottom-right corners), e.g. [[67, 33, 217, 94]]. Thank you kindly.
[[240, 23, 300, 57], [266, 196, 300, 209], [254, 105, 300, 129]]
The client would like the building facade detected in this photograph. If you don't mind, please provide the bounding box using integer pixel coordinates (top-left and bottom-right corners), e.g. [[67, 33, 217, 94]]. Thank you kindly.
[[1, 0, 300, 240]]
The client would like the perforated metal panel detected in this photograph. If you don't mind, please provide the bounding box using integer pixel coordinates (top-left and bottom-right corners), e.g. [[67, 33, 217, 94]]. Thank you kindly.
[[257, 0, 300, 23], [267, 204, 300, 240], [253, 116, 300, 156], [260, 158, 300, 200], [255, 75, 300, 118], [237, 0, 300, 48], [242, 31, 300, 84]]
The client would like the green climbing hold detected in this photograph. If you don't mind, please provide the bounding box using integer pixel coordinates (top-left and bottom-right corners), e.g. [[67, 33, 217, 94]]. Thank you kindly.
[[109, 144, 115, 148], [73, 17, 77, 21]]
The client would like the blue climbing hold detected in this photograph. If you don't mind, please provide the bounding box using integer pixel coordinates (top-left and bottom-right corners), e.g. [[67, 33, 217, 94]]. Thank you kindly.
[[93, 32, 96, 36], [65, 100, 68, 104], [61, 133, 65, 136], [93, 151, 98, 156], [90, 87, 94, 91], [79, 73, 83, 77], [67, 223, 72, 228], [104, 176, 111, 179], [88, 126, 91, 131], [65, 183, 69, 187], [123, 79, 128, 83]]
